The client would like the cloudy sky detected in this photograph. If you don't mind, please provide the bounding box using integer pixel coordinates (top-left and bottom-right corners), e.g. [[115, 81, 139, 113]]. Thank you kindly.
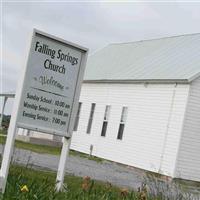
[[1, 1, 200, 114]]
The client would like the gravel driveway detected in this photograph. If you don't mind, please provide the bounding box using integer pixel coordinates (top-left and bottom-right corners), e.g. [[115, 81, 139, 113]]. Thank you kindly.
[[0, 144, 143, 189]]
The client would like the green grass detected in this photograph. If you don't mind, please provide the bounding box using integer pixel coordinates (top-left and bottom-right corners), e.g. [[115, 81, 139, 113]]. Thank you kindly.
[[0, 165, 141, 200], [0, 131, 103, 163], [0, 129, 7, 135], [2, 165, 196, 200], [0, 135, 61, 155]]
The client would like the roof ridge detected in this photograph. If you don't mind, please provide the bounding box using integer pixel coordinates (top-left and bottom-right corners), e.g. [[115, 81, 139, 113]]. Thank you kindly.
[[110, 32, 200, 45]]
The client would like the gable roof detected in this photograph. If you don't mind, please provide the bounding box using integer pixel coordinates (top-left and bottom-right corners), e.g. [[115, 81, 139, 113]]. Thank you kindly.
[[84, 33, 200, 83]]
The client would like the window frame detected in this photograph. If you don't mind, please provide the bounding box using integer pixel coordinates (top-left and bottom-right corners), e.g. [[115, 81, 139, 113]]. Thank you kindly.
[[101, 105, 111, 137], [73, 102, 82, 131], [86, 103, 96, 134], [117, 106, 128, 140]]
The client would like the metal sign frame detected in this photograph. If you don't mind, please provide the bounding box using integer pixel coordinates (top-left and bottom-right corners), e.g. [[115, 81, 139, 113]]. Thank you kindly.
[[0, 29, 88, 193]]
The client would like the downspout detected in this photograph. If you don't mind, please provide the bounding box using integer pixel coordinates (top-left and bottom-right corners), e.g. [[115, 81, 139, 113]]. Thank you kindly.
[[158, 83, 177, 173], [173, 84, 191, 178]]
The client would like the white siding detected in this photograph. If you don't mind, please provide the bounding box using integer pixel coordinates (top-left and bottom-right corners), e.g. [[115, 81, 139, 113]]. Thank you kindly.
[[18, 129, 54, 140], [29, 131, 54, 140], [175, 77, 200, 181], [17, 128, 28, 136], [71, 83, 189, 176]]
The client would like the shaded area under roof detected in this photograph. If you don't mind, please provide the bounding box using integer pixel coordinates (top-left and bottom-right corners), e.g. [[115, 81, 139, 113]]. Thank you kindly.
[[84, 33, 200, 83]]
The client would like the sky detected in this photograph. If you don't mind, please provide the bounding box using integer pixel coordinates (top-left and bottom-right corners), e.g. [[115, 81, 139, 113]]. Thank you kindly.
[[1, 1, 200, 114]]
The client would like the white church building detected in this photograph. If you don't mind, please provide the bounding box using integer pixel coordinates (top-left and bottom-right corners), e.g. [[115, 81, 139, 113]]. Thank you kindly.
[[18, 34, 200, 182]]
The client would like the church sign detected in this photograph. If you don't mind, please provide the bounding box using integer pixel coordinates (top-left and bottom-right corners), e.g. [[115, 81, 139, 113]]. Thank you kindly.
[[17, 30, 87, 136], [0, 29, 88, 193]]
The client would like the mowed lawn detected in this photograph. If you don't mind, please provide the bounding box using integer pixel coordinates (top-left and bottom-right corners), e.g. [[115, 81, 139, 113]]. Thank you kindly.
[[0, 165, 143, 200], [0, 134, 61, 155]]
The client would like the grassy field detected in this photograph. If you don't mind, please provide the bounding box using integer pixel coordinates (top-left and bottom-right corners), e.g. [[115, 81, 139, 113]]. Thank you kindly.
[[0, 135, 61, 155], [0, 165, 143, 200]]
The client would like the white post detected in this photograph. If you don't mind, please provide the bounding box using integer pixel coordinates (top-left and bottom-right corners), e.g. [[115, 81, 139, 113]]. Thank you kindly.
[[55, 136, 71, 191], [0, 90, 22, 193], [0, 30, 32, 194], [0, 96, 8, 129], [0, 65, 26, 193], [0, 114, 18, 193]]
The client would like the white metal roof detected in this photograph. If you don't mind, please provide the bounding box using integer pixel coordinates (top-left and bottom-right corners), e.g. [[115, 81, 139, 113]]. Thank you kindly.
[[84, 33, 200, 83]]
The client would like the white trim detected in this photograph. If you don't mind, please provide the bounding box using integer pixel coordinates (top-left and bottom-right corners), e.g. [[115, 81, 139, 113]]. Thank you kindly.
[[83, 79, 189, 84], [188, 71, 200, 82], [34, 29, 88, 52]]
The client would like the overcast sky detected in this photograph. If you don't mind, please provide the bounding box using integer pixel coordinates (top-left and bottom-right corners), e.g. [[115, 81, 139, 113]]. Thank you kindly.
[[1, 1, 200, 114]]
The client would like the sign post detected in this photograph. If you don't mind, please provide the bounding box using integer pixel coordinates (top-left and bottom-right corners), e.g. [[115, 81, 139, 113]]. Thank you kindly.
[[56, 137, 71, 191], [0, 29, 88, 193]]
